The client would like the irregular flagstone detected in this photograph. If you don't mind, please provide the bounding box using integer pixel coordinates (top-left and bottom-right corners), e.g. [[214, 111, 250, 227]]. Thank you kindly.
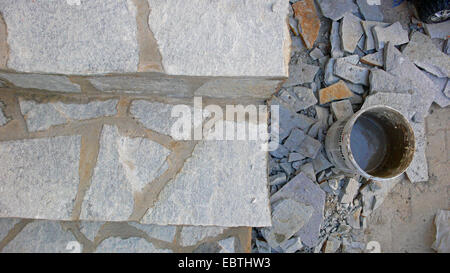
[[262, 199, 313, 248], [0, 136, 81, 220], [141, 121, 270, 226], [20, 99, 118, 132], [95, 237, 172, 253], [129, 222, 177, 243], [317, 0, 359, 21], [180, 226, 225, 247], [373, 22, 409, 50], [283, 62, 320, 87], [340, 13, 364, 53], [292, 0, 320, 49], [2, 221, 76, 253], [361, 21, 390, 51], [0, 73, 81, 93], [319, 81, 354, 104], [384, 43, 438, 121], [330, 21, 344, 58], [369, 68, 414, 94], [424, 21, 450, 39], [406, 122, 428, 183], [80, 125, 170, 221], [356, 0, 383, 21], [0, 0, 139, 74], [403, 32, 450, 78], [334, 58, 370, 86], [360, 50, 384, 67], [270, 173, 326, 247]]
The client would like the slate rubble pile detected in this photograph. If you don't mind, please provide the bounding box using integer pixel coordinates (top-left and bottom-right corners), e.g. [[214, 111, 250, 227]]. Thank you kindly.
[[253, 0, 450, 253]]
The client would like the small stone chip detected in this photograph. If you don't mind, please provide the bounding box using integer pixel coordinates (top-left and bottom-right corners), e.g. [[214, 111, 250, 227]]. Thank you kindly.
[[292, 86, 318, 110], [360, 50, 384, 67], [331, 100, 354, 120], [283, 62, 320, 87], [288, 152, 306, 163], [317, 0, 359, 21], [319, 81, 354, 104]]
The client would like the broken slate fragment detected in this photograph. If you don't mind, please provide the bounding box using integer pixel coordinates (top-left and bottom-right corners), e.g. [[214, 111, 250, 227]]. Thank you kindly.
[[292, 0, 320, 49], [312, 152, 334, 174], [288, 152, 305, 163], [283, 62, 320, 87], [319, 81, 354, 104], [300, 162, 316, 182], [356, 0, 383, 21], [423, 72, 450, 108], [331, 21, 344, 58], [283, 128, 306, 152], [373, 22, 409, 50], [340, 178, 360, 204], [297, 135, 322, 159], [262, 199, 314, 248], [403, 31, 450, 78], [331, 100, 354, 120], [362, 92, 412, 119], [340, 13, 364, 53], [269, 143, 289, 159], [270, 173, 287, 186], [271, 173, 326, 247], [424, 21, 450, 39], [369, 69, 413, 94], [310, 48, 324, 61], [292, 86, 318, 110], [360, 50, 384, 67], [317, 0, 359, 21], [361, 21, 390, 51], [334, 58, 370, 86]]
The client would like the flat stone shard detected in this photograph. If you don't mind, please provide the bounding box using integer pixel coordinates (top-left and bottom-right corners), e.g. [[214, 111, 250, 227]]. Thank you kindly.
[[431, 210, 450, 253], [297, 135, 322, 159], [424, 21, 450, 39], [340, 178, 360, 204], [360, 51, 384, 67], [424, 72, 450, 108], [271, 173, 326, 247], [0, 136, 81, 220], [331, 21, 344, 58], [283, 128, 306, 153], [369, 69, 413, 94], [141, 124, 270, 227], [2, 221, 76, 253], [292, 0, 320, 49], [340, 13, 364, 53], [403, 32, 450, 78], [331, 100, 354, 120], [95, 237, 172, 253], [361, 21, 390, 51], [0, 73, 81, 93], [362, 92, 412, 119], [20, 99, 118, 132], [180, 226, 225, 247], [81, 125, 170, 221], [0, 0, 139, 74], [356, 0, 383, 21], [283, 62, 320, 87], [319, 81, 354, 104], [373, 22, 409, 50], [262, 199, 314, 248], [317, 0, 359, 21], [334, 58, 370, 86], [147, 0, 289, 77], [292, 86, 318, 110]]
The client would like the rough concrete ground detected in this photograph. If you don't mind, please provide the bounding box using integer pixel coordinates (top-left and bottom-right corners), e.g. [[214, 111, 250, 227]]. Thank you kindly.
[[365, 104, 450, 253]]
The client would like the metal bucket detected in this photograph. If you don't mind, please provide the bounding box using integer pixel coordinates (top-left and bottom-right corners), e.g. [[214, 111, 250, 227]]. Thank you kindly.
[[325, 106, 415, 181]]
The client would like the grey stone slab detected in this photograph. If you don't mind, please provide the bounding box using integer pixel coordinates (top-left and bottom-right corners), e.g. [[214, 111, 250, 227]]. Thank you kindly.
[[373, 22, 409, 50], [283, 62, 320, 87], [300, 162, 316, 182], [0, 73, 81, 93], [317, 0, 359, 21], [283, 128, 306, 152], [0, 0, 138, 74], [270, 173, 326, 247], [312, 152, 334, 174], [141, 121, 271, 227], [340, 178, 360, 204], [262, 199, 313, 248], [129, 223, 176, 243], [0, 218, 20, 242], [292, 87, 318, 111], [423, 71, 450, 108], [362, 92, 413, 119], [297, 135, 322, 159], [403, 32, 450, 78], [0, 136, 81, 220], [331, 21, 344, 58], [356, 0, 383, 21], [340, 13, 364, 53], [406, 122, 429, 183], [331, 100, 353, 120], [288, 152, 306, 163], [424, 21, 450, 39], [147, 0, 289, 77], [324, 58, 340, 85], [20, 99, 118, 132], [369, 68, 414, 94], [2, 221, 76, 253], [95, 237, 172, 253], [334, 58, 370, 86], [347, 82, 365, 95], [361, 21, 390, 51], [269, 144, 289, 159], [80, 125, 170, 221], [361, 50, 384, 67], [180, 226, 225, 247], [385, 43, 439, 121]]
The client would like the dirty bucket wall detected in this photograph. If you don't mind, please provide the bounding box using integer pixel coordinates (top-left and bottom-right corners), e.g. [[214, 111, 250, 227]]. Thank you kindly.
[[325, 106, 415, 181]]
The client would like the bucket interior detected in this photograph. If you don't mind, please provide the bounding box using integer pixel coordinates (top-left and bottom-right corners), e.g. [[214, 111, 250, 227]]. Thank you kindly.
[[349, 108, 415, 179]]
